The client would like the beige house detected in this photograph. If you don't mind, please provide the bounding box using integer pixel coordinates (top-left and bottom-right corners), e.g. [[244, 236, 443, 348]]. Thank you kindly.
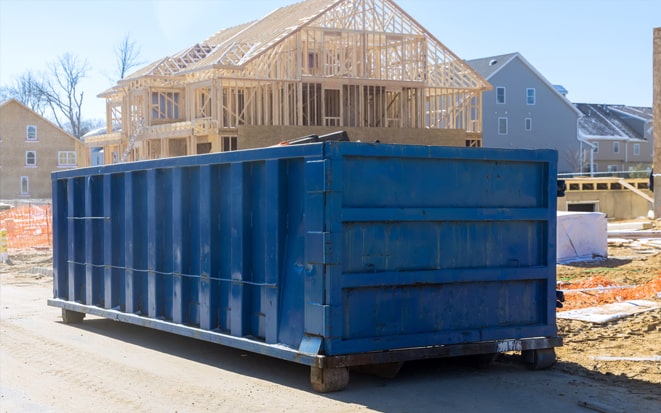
[[0, 99, 85, 200], [87, 0, 490, 163]]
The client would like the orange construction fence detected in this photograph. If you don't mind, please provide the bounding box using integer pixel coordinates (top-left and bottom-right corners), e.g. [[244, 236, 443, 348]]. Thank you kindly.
[[0, 204, 53, 250], [558, 274, 661, 311]]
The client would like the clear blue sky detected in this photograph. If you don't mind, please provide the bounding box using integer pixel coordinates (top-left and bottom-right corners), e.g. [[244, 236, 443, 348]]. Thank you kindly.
[[1, 0, 659, 121]]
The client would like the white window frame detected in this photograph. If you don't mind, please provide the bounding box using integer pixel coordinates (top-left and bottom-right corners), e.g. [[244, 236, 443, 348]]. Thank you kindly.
[[633, 143, 640, 156], [25, 150, 37, 167], [498, 117, 508, 135], [496, 87, 506, 104], [57, 151, 77, 167], [526, 88, 536, 105], [20, 176, 29, 195], [524, 117, 532, 131], [613, 142, 620, 153], [26, 125, 37, 141]]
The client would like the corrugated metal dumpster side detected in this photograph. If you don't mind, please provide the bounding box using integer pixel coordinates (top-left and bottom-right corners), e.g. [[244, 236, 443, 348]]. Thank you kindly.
[[51, 144, 328, 360], [315, 143, 558, 356]]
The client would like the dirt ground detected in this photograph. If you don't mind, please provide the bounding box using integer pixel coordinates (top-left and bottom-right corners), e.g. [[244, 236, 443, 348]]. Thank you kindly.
[[555, 238, 661, 391], [1, 238, 660, 412]]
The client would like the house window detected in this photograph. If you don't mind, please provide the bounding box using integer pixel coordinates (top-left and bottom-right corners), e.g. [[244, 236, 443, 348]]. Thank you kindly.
[[58, 151, 77, 166], [613, 142, 620, 153], [608, 165, 618, 173], [496, 87, 506, 104], [26, 125, 37, 141], [20, 176, 29, 195], [222, 136, 237, 152], [498, 117, 508, 135], [151, 91, 181, 120], [633, 143, 640, 156], [593, 142, 599, 153], [525, 117, 532, 131], [25, 151, 36, 166], [526, 88, 536, 105]]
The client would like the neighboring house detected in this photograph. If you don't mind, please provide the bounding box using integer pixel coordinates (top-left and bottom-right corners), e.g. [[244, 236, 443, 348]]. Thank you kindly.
[[0, 99, 85, 199], [87, 0, 490, 163], [575, 103, 653, 175], [467, 53, 582, 173]]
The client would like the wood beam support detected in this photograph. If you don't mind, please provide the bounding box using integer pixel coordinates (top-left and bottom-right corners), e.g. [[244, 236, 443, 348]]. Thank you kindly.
[[654, 27, 661, 218]]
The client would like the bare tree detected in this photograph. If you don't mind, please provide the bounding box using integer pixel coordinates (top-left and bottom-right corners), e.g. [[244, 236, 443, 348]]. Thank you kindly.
[[36, 53, 90, 138], [0, 71, 47, 115], [115, 34, 142, 79], [79, 118, 106, 138]]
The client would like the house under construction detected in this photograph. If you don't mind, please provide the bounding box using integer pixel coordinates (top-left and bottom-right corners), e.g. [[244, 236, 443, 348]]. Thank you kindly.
[[86, 0, 491, 163]]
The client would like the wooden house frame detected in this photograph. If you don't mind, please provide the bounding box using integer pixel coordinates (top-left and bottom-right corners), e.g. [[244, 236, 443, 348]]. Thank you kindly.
[[87, 0, 491, 163]]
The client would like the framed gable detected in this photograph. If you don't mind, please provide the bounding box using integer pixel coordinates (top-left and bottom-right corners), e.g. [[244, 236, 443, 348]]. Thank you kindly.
[[90, 0, 492, 162]]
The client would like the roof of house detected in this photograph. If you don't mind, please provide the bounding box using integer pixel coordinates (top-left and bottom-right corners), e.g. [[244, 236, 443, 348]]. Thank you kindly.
[[114, 0, 487, 91], [575, 103, 650, 141], [124, 0, 347, 78], [609, 105, 653, 121], [465, 52, 519, 80], [0, 99, 80, 142], [466, 52, 581, 116]]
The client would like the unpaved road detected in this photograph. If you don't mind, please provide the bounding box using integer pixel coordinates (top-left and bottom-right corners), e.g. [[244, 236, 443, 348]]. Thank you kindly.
[[1, 251, 660, 413]]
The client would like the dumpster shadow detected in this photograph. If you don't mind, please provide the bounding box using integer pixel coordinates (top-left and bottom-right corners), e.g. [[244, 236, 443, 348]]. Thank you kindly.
[[64, 318, 660, 412], [550, 358, 661, 397], [66, 317, 312, 389], [330, 355, 660, 412], [66, 317, 508, 395], [558, 256, 632, 269]]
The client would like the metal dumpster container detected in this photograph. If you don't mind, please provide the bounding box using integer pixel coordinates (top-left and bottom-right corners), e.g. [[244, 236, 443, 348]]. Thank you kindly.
[[48, 141, 562, 392]]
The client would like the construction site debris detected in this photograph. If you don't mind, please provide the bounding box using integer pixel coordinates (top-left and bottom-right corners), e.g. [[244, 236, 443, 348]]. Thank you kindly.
[[557, 276, 661, 312], [592, 355, 661, 362], [607, 230, 661, 240], [556, 299, 660, 323]]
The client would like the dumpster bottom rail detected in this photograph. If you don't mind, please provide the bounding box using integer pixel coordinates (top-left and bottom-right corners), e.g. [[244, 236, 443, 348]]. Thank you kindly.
[[321, 336, 562, 369], [46, 298, 313, 365], [48, 298, 562, 392]]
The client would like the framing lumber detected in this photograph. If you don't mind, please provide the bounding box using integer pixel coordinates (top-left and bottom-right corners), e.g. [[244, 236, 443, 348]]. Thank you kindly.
[[654, 27, 660, 217], [90, 0, 490, 164]]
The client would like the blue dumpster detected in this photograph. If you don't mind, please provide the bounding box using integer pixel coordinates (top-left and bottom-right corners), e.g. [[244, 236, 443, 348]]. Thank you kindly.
[[48, 141, 561, 391]]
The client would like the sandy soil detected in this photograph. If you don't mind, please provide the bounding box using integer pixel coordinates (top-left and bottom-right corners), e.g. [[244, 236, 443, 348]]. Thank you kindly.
[[555, 242, 661, 391], [1, 245, 660, 412]]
